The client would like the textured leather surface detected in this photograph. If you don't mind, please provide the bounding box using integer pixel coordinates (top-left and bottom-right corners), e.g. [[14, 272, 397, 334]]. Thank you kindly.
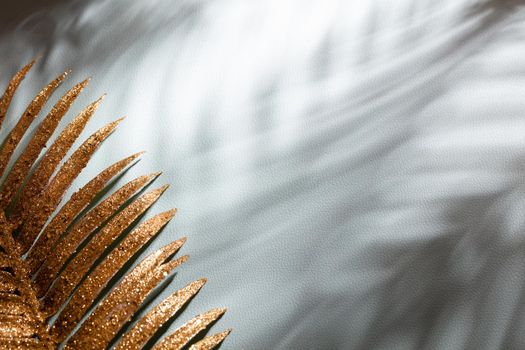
[[1, 1, 525, 349]]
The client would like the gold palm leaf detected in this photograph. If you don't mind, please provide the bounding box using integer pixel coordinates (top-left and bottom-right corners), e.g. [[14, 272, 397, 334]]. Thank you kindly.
[[0, 60, 230, 350]]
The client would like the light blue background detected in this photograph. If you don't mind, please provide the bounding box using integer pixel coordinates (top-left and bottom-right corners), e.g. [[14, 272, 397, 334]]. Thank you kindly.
[[2, 1, 525, 349]]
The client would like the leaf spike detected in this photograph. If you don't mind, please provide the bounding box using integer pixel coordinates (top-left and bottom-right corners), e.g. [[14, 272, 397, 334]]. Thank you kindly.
[[10, 94, 106, 223], [151, 308, 228, 350], [0, 70, 68, 178], [16, 117, 126, 253], [25, 152, 145, 274], [0, 77, 90, 210], [114, 278, 207, 350], [57, 248, 188, 346], [53, 232, 184, 340], [32, 173, 160, 297], [0, 59, 36, 129], [41, 185, 171, 316], [188, 329, 232, 350]]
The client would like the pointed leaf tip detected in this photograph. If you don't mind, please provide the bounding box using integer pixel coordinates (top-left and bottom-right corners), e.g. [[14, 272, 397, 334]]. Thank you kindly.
[[151, 308, 228, 350], [113, 278, 209, 350], [166, 208, 178, 218], [188, 329, 232, 350], [93, 94, 106, 105]]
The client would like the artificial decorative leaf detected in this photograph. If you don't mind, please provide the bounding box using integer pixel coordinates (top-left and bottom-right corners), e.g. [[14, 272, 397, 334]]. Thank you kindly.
[[0, 77, 89, 210], [33, 172, 159, 297], [0, 70, 69, 179], [25, 152, 142, 274], [0, 61, 230, 349]]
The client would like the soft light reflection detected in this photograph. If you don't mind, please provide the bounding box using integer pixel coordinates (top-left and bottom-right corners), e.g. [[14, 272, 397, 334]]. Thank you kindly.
[[1, 0, 525, 348]]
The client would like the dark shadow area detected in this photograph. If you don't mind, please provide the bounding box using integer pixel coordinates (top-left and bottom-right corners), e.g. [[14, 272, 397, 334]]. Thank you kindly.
[[467, 0, 525, 15], [0, 1, 67, 33]]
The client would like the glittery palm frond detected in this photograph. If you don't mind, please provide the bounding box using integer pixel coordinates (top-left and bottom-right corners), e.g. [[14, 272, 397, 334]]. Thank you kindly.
[[0, 60, 230, 350]]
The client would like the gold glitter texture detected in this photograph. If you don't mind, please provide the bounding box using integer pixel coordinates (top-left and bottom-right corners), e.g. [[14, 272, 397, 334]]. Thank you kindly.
[[53, 211, 180, 339], [0, 70, 69, 179], [0, 78, 90, 210], [16, 117, 124, 253], [0, 60, 35, 129], [152, 308, 227, 350], [114, 278, 206, 350], [33, 172, 159, 297], [0, 61, 230, 350], [25, 152, 142, 275], [11, 95, 105, 224], [60, 243, 189, 347], [189, 329, 232, 350], [0, 214, 50, 348], [41, 185, 169, 316]]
